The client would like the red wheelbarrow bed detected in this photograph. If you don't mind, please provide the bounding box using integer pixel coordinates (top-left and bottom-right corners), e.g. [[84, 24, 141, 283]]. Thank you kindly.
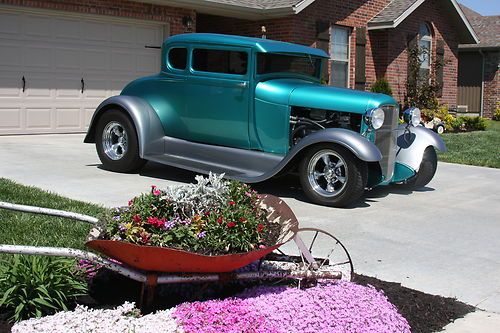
[[86, 194, 298, 273], [86, 240, 283, 273]]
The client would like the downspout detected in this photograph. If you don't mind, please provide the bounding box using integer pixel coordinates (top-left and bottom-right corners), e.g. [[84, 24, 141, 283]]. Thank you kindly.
[[479, 49, 485, 117]]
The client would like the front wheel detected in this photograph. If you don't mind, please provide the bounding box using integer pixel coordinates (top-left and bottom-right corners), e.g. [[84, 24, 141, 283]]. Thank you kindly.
[[402, 146, 438, 189], [299, 144, 367, 207], [95, 110, 146, 173]]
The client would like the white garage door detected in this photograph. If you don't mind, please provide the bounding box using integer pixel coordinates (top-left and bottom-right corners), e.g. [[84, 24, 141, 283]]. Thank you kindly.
[[0, 8, 165, 135]]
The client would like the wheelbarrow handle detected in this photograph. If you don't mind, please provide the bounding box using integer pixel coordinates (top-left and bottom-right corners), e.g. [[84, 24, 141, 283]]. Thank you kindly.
[[0, 201, 98, 224]]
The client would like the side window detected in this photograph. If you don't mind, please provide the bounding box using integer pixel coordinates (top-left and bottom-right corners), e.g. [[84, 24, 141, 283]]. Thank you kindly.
[[192, 49, 247, 75], [168, 48, 187, 70], [330, 26, 350, 88]]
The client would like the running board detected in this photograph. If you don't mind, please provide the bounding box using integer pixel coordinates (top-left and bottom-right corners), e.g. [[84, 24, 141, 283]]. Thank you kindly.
[[144, 136, 284, 182]]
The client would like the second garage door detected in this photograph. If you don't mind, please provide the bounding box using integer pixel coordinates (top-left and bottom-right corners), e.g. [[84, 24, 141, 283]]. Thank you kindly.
[[0, 8, 166, 135]]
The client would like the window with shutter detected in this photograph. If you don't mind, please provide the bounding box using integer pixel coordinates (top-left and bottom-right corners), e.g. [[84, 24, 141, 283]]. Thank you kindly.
[[330, 26, 350, 88]]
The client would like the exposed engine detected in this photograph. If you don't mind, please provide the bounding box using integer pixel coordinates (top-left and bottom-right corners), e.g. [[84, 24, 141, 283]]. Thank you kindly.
[[290, 107, 362, 147]]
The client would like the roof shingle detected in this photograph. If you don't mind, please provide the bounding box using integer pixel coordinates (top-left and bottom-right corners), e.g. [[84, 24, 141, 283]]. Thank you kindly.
[[370, 0, 417, 24], [459, 4, 499, 48]]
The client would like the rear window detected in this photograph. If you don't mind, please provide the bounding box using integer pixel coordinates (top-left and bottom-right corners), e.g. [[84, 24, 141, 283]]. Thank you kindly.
[[192, 49, 247, 75], [168, 48, 187, 70]]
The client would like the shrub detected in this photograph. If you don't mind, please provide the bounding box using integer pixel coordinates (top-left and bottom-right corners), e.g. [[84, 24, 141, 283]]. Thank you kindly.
[[101, 173, 274, 255], [370, 78, 393, 96], [0, 255, 87, 322], [449, 116, 487, 132], [493, 103, 500, 120]]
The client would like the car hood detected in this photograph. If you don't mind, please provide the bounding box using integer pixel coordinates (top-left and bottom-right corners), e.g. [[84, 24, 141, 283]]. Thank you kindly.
[[255, 79, 396, 114]]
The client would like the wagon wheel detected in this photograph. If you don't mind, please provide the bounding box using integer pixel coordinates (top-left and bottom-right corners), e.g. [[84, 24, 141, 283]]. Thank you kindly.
[[272, 228, 354, 281]]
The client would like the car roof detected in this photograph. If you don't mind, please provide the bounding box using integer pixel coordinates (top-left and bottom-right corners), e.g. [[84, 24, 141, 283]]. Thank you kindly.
[[164, 33, 329, 58]]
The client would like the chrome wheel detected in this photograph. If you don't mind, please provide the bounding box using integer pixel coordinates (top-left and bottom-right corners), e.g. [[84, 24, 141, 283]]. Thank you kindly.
[[102, 121, 128, 161], [307, 149, 348, 197]]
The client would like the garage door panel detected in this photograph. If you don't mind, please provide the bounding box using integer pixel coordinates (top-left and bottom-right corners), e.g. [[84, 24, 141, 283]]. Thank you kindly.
[[137, 26, 162, 45], [0, 75, 22, 98], [55, 48, 81, 71], [112, 24, 135, 44], [83, 79, 108, 99], [82, 21, 109, 42], [0, 108, 22, 129], [25, 46, 53, 70], [111, 51, 135, 71], [110, 79, 130, 95], [25, 76, 53, 98], [54, 77, 81, 98], [0, 45, 22, 66], [83, 49, 109, 71], [25, 15, 52, 38], [0, 12, 21, 35], [55, 18, 81, 40], [26, 108, 52, 129], [56, 108, 80, 129]]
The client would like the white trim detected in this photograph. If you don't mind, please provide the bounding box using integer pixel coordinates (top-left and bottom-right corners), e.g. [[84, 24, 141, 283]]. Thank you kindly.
[[293, 0, 317, 14], [0, 4, 168, 27], [367, 0, 479, 44], [449, 0, 479, 43]]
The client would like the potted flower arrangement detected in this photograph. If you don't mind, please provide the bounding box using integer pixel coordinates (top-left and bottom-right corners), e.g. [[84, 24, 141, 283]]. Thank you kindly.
[[87, 174, 289, 273]]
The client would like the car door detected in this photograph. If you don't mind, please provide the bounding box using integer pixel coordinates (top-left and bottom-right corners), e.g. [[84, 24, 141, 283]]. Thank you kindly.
[[184, 46, 250, 149]]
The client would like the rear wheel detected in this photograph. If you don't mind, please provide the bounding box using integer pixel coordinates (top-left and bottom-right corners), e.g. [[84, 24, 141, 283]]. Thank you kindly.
[[299, 144, 367, 207], [402, 146, 438, 189], [95, 110, 146, 173]]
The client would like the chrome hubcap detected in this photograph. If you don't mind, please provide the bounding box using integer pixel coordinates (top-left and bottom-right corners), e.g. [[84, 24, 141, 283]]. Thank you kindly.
[[102, 121, 128, 160], [307, 150, 348, 197]]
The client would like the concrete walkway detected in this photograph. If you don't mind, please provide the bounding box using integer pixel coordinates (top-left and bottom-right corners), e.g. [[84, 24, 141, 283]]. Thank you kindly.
[[1, 133, 499, 331]]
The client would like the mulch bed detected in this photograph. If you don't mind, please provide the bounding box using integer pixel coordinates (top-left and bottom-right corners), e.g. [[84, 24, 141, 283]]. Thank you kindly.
[[0, 274, 474, 333]]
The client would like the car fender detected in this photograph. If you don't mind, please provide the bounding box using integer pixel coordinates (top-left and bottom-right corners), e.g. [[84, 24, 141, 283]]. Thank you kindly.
[[84, 95, 165, 158], [395, 125, 447, 171], [285, 128, 382, 163]]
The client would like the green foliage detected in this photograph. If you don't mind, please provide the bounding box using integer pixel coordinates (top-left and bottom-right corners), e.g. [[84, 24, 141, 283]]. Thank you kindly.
[[449, 116, 487, 132], [370, 78, 393, 96], [493, 103, 500, 120], [0, 255, 87, 322], [102, 176, 272, 255], [438, 120, 500, 168], [0, 178, 105, 250], [405, 45, 444, 110]]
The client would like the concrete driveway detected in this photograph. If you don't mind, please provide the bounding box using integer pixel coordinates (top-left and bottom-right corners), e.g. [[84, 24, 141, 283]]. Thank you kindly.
[[1, 133, 500, 317]]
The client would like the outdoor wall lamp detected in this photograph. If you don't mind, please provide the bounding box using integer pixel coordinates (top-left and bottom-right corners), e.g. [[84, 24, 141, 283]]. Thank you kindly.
[[182, 16, 193, 32]]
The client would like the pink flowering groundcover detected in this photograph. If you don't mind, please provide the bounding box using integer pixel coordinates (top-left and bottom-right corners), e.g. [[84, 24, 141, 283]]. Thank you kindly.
[[173, 280, 411, 333]]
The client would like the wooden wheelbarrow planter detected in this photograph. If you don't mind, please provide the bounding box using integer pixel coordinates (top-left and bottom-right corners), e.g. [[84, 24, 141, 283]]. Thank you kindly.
[[0, 195, 353, 311]]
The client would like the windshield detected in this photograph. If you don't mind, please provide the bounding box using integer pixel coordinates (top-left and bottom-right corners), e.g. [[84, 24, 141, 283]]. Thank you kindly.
[[256, 53, 324, 79]]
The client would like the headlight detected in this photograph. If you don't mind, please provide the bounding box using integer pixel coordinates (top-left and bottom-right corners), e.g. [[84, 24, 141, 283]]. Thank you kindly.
[[403, 107, 421, 127], [365, 108, 385, 130]]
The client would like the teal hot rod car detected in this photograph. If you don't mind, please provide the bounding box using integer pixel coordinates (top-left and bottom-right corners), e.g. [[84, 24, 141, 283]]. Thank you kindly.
[[84, 33, 446, 207]]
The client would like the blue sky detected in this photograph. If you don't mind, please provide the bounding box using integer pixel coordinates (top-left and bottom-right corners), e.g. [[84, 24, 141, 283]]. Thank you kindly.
[[459, 0, 500, 16]]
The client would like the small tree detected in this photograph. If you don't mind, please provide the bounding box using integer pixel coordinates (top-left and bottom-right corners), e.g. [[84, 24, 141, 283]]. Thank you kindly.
[[370, 78, 393, 96], [405, 45, 445, 111]]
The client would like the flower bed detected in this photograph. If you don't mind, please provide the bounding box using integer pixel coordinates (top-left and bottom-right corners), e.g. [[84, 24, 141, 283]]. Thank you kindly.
[[99, 173, 277, 255], [13, 281, 410, 333]]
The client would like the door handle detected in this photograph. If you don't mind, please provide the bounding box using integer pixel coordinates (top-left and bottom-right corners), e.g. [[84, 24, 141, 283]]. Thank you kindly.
[[81, 78, 84, 93], [22, 76, 25, 92], [236, 82, 248, 88]]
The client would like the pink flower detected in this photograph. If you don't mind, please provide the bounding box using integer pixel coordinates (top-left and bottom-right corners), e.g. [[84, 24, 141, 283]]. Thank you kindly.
[[132, 214, 141, 223], [217, 217, 223, 224], [228, 201, 236, 206], [257, 224, 265, 233], [153, 189, 161, 196], [128, 199, 134, 206], [239, 217, 247, 223], [227, 221, 236, 228], [147, 216, 165, 228]]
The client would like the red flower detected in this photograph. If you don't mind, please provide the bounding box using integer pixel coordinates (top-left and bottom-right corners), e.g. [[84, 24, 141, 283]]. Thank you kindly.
[[128, 199, 134, 206], [227, 221, 236, 228], [132, 214, 141, 223], [217, 217, 223, 224], [147, 216, 165, 228], [204, 211, 211, 217], [228, 201, 236, 206], [257, 224, 265, 233], [153, 189, 161, 196], [239, 217, 247, 222]]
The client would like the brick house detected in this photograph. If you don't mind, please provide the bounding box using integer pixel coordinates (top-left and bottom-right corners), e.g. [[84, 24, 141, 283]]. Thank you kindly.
[[458, 5, 499, 118], [0, 0, 478, 135]]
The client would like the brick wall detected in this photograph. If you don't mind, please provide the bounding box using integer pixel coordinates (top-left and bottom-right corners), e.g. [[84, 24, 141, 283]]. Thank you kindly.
[[198, 0, 462, 108], [0, 0, 196, 35], [483, 51, 499, 118]]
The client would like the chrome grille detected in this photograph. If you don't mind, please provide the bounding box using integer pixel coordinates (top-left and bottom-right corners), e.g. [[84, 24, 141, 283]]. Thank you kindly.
[[375, 105, 398, 181]]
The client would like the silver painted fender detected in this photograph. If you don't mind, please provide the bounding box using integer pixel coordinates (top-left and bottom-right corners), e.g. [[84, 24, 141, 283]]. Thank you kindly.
[[395, 125, 447, 171], [84, 95, 165, 158], [288, 128, 382, 162]]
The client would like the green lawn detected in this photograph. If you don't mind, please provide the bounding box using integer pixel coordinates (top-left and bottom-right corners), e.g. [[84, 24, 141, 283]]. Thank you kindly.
[[0, 179, 105, 250], [438, 120, 500, 168]]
